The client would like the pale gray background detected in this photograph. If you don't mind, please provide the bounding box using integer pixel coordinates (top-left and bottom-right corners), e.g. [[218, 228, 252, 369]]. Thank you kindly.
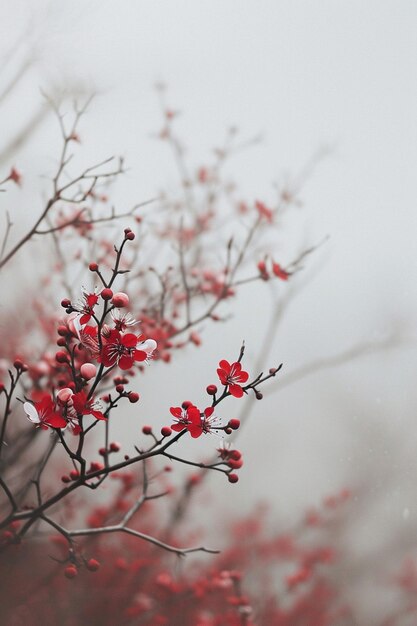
[[1, 1, 417, 621]]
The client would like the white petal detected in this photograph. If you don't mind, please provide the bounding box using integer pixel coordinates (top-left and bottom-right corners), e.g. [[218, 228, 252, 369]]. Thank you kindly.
[[140, 339, 157, 355], [23, 402, 40, 424]]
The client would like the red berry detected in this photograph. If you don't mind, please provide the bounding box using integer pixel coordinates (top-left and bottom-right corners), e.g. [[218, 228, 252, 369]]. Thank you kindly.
[[89, 262, 98, 271], [128, 392, 139, 403], [64, 565, 78, 579], [142, 425, 152, 435], [228, 473, 239, 483], [228, 418, 240, 430], [86, 558, 100, 572], [101, 288, 113, 300], [161, 426, 172, 437], [206, 384, 217, 395]]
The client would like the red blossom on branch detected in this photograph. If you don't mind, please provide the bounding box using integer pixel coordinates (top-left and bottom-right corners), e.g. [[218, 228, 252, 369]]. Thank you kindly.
[[217, 360, 249, 398], [100, 331, 149, 370], [24, 395, 67, 430], [71, 390, 106, 421], [78, 291, 99, 325]]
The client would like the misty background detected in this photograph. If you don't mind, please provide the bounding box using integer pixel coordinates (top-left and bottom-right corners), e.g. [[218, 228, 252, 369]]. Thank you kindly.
[[1, 1, 417, 621]]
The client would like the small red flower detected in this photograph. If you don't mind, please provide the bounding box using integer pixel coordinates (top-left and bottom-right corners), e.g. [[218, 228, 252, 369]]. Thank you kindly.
[[170, 404, 201, 438], [78, 291, 99, 325], [72, 390, 106, 421], [255, 200, 273, 223], [170, 405, 221, 438], [24, 396, 67, 430], [217, 360, 249, 398], [100, 330, 148, 370], [8, 166, 22, 186], [272, 261, 289, 281]]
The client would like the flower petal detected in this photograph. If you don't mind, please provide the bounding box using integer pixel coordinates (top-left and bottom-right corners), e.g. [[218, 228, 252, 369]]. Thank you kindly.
[[119, 354, 134, 370], [122, 333, 138, 348], [229, 384, 244, 398]]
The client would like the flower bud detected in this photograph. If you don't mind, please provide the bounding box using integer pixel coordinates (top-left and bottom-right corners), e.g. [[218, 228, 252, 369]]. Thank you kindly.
[[142, 425, 152, 435], [80, 363, 97, 380], [228, 473, 239, 483], [228, 418, 240, 430], [55, 351, 68, 364], [57, 388, 73, 404], [161, 426, 172, 437], [128, 391, 139, 403], [111, 292, 129, 308], [64, 566, 78, 579], [206, 384, 217, 396], [86, 558, 100, 572], [228, 458, 243, 469], [101, 288, 113, 301], [89, 262, 98, 272]]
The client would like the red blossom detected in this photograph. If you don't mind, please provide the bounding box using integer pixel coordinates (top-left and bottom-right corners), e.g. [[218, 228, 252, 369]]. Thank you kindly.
[[272, 261, 289, 281], [217, 360, 249, 398], [255, 200, 273, 222], [79, 291, 99, 325], [170, 405, 220, 438], [170, 404, 202, 438], [8, 166, 22, 186], [100, 330, 148, 370], [72, 390, 106, 421], [24, 396, 67, 430]]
